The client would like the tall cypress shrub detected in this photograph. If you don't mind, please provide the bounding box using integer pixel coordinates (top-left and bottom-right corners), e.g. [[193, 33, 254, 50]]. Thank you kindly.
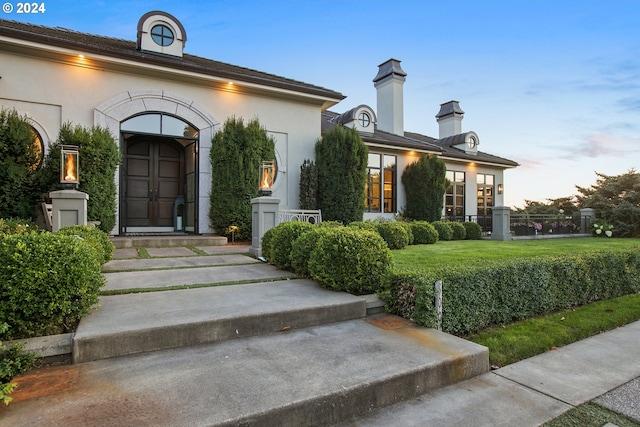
[[299, 159, 318, 210], [209, 117, 275, 240], [315, 126, 368, 224], [0, 109, 39, 219], [401, 154, 449, 221], [38, 123, 120, 233]]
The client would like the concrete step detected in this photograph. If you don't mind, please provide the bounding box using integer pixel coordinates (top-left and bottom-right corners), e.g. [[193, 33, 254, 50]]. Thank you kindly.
[[8, 317, 489, 426], [110, 234, 228, 248], [72, 279, 367, 363]]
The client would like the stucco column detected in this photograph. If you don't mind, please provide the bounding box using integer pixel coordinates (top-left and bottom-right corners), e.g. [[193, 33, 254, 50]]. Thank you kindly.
[[491, 206, 512, 241], [250, 196, 280, 257], [580, 208, 596, 234], [50, 189, 89, 232]]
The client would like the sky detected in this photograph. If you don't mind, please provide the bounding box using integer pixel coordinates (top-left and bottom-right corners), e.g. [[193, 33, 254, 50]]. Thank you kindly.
[[3, 0, 639, 208]]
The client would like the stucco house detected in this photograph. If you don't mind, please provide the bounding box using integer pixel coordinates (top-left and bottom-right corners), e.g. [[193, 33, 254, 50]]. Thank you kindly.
[[0, 11, 517, 236]]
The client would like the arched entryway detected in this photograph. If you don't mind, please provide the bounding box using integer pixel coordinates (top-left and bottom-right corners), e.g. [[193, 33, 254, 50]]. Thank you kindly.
[[120, 113, 198, 234]]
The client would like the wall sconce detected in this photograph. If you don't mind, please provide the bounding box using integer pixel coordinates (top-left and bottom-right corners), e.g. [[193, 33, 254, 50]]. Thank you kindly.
[[259, 160, 275, 196], [498, 183, 504, 195], [61, 145, 79, 189]]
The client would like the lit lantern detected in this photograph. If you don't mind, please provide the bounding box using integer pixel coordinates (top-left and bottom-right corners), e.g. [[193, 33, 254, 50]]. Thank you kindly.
[[61, 145, 79, 188], [259, 160, 275, 196]]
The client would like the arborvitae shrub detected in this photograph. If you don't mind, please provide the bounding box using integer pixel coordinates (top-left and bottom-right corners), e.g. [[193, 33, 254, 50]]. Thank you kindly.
[[449, 222, 467, 240], [298, 159, 318, 210], [431, 221, 453, 241], [375, 221, 409, 250], [410, 221, 439, 244], [308, 227, 392, 295], [463, 221, 483, 240], [401, 154, 449, 221]]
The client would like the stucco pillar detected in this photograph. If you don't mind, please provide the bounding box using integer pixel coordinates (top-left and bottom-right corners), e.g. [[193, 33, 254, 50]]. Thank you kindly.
[[249, 196, 280, 257], [580, 208, 596, 234], [491, 206, 512, 241], [50, 190, 89, 232]]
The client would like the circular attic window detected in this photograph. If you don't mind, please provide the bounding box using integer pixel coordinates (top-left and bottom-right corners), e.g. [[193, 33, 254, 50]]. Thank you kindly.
[[151, 24, 174, 47]]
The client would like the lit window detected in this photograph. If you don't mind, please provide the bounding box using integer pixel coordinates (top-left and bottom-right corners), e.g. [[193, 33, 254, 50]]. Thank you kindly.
[[445, 171, 465, 219], [151, 24, 174, 47], [366, 153, 396, 213]]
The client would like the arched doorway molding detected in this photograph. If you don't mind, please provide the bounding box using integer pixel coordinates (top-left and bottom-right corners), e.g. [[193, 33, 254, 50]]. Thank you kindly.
[[94, 90, 219, 234]]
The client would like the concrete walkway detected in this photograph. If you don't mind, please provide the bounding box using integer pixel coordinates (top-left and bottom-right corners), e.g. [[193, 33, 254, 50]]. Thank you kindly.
[[1, 243, 639, 426]]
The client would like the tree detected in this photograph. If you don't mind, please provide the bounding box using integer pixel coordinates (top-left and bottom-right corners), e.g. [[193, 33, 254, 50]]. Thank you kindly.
[[209, 117, 275, 240], [401, 154, 449, 221], [39, 123, 121, 233], [315, 126, 368, 224], [576, 169, 640, 237], [298, 159, 318, 210], [0, 109, 39, 219], [515, 196, 578, 216]]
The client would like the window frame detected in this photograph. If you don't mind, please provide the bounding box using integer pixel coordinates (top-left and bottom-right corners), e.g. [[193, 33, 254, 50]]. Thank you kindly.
[[366, 153, 396, 213]]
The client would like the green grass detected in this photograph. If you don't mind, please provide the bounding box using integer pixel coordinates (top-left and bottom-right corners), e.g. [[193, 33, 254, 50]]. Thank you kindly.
[[468, 292, 640, 367], [391, 237, 640, 270], [543, 402, 640, 427]]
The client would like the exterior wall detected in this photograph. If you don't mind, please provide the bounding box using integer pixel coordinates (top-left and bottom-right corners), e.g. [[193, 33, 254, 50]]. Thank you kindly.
[[0, 49, 322, 234]]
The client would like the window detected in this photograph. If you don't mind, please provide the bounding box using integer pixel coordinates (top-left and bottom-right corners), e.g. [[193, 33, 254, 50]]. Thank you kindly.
[[366, 153, 396, 213], [358, 112, 371, 128], [477, 173, 494, 228], [151, 24, 174, 47], [445, 171, 465, 219], [30, 127, 44, 170], [121, 113, 198, 138]]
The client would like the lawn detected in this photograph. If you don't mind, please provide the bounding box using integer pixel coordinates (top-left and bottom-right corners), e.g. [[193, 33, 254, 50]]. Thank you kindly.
[[391, 237, 640, 270]]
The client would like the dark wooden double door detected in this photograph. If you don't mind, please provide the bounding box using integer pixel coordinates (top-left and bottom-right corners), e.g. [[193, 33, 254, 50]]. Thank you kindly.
[[125, 136, 183, 228]]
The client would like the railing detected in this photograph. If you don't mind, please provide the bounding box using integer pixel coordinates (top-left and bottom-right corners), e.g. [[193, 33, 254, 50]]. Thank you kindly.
[[278, 209, 322, 225], [509, 213, 591, 236]]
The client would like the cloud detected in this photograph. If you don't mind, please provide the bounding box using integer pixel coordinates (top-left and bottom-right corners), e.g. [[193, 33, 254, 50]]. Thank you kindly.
[[558, 133, 640, 160]]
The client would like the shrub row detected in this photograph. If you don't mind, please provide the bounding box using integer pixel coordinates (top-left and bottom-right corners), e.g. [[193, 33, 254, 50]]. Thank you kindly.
[[382, 249, 640, 335], [262, 222, 392, 295], [0, 226, 108, 340]]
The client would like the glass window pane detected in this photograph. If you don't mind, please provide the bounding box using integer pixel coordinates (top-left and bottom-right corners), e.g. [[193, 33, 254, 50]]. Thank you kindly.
[[368, 153, 381, 168], [446, 171, 454, 181], [456, 172, 465, 182], [162, 115, 198, 137], [477, 173, 485, 184], [121, 114, 161, 134], [486, 175, 494, 185], [384, 155, 396, 168]]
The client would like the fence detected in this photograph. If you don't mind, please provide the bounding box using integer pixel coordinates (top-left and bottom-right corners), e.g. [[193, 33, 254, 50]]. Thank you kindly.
[[278, 209, 322, 225]]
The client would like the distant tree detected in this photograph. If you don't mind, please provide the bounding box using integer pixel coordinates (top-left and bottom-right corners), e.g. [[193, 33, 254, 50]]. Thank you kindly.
[[576, 169, 640, 237], [298, 159, 318, 210], [515, 196, 578, 216], [209, 117, 275, 240], [401, 154, 449, 221], [0, 109, 40, 219], [315, 126, 368, 224]]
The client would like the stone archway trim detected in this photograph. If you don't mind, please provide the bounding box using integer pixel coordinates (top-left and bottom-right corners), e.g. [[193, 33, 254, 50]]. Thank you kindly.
[[94, 90, 219, 235]]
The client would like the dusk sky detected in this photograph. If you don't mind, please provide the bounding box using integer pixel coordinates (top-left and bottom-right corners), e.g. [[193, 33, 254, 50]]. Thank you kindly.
[[3, 0, 638, 208]]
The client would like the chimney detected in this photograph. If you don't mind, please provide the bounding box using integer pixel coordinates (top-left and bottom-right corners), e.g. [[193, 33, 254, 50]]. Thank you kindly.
[[436, 100, 464, 138], [373, 59, 407, 135]]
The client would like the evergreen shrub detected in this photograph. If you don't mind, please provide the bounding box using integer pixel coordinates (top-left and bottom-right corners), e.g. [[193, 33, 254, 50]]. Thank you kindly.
[[308, 227, 392, 295], [449, 222, 467, 240], [55, 225, 114, 264], [431, 221, 453, 241], [375, 221, 409, 250], [396, 221, 415, 245], [463, 221, 482, 240], [0, 233, 106, 340], [381, 249, 640, 336], [409, 221, 439, 244], [1, 323, 37, 405], [298, 159, 318, 210], [269, 221, 315, 270], [260, 226, 278, 262], [401, 154, 449, 221], [0, 218, 43, 238], [290, 226, 340, 277]]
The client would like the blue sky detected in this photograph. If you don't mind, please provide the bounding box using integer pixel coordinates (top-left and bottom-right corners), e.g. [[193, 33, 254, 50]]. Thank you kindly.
[[4, 0, 639, 207]]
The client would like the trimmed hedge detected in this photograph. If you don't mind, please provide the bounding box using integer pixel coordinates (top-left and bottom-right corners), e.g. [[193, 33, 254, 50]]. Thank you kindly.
[[449, 222, 467, 240], [269, 221, 315, 270], [409, 221, 439, 244], [55, 225, 114, 264], [463, 221, 482, 240], [382, 249, 640, 335], [431, 221, 453, 241], [308, 227, 392, 295], [0, 232, 106, 340], [0, 218, 43, 238], [375, 221, 410, 250], [290, 226, 338, 277]]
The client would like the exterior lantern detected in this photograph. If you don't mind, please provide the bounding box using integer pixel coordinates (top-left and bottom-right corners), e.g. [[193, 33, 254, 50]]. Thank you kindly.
[[61, 145, 79, 188], [259, 160, 275, 196]]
